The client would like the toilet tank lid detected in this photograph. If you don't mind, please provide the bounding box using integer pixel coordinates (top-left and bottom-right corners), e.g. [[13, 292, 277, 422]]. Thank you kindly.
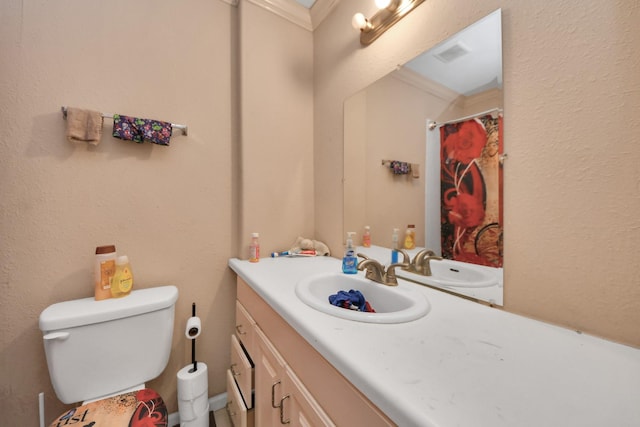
[[39, 285, 179, 331]]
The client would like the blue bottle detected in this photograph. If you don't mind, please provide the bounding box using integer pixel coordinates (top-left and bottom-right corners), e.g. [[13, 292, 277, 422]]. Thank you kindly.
[[391, 228, 400, 264], [342, 232, 358, 274]]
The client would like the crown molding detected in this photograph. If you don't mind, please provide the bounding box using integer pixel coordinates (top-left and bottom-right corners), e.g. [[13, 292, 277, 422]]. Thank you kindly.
[[245, 0, 338, 31], [247, 0, 313, 31], [310, 0, 339, 30], [391, 66, 460, 103], [463, 88, 503, 110]]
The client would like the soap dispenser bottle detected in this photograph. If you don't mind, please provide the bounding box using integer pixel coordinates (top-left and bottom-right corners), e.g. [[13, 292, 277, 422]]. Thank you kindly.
[[362, 226, 371, 248], [404, 224, 416, 250], [342, 232, 358, 274], [391, 228, 400, 264]]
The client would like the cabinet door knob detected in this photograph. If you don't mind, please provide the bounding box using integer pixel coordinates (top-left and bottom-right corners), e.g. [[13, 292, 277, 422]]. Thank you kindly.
[[235, 324, 247, 335], [279, 394, 291, 424], [271, 380, 282, 408]]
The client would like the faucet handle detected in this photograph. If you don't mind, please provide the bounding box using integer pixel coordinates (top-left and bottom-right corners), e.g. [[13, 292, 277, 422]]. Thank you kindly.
[[411, 249, 437, 274], [356, 258, 385, 283], [412, 249, 436, 263], [384, 263, 410, 286]]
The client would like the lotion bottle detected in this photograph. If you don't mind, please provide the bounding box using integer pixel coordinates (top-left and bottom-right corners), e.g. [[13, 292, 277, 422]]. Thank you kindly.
[[111, 255, 133, 298], [249, 233, 260, 263], [342, 232, 357, 274], [94, 245, 116, 301]]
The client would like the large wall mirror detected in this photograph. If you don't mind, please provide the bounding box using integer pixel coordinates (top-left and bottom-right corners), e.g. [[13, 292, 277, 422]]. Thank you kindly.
[[344, 9, 504, 305]]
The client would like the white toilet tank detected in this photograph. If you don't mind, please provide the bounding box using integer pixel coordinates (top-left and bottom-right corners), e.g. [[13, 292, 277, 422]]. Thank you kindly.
[[39, 285, 179, 404]]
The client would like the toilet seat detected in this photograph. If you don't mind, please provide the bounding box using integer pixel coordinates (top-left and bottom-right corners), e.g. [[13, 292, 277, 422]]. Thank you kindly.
[[48, 388, 167, 427]]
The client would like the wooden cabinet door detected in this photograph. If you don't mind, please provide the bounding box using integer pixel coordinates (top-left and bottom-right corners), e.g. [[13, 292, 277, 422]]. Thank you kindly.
[[254, 326, 287, 427], [235, 301, 256, 355], [281, 367, 335, 427], [230, 334, 254, 409], [226, 369, 250, 427]]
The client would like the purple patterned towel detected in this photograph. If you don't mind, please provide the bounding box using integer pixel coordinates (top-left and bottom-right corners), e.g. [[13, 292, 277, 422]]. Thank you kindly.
[[389, 160, 410, 175], [112, 114, 172, 146]]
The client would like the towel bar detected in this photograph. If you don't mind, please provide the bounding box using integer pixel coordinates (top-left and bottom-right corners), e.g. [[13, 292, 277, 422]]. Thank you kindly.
[[61, 106, 188, 136]]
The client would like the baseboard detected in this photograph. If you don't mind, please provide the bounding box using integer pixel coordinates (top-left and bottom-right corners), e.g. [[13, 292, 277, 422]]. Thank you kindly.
[[168, 392, 228, 426]]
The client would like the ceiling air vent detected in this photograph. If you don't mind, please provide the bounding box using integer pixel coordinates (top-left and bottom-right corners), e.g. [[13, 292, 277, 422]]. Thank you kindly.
[[434, 42, 471, 63]]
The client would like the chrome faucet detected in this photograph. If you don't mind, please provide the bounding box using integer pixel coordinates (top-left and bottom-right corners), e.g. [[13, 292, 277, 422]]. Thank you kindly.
[[356, 254, 409, 286]]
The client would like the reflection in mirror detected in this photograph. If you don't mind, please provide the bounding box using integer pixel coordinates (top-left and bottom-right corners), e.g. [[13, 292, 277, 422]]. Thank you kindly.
[[344, 10, 503, 305]]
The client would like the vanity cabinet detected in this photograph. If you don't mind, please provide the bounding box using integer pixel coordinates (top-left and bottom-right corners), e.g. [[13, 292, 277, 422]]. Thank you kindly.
[[254, 327, 333, 426], [253, 326, 286, 426], [282, 368, 336, 426], [230, 277, 395, 427], [226, 302, 256, 427]]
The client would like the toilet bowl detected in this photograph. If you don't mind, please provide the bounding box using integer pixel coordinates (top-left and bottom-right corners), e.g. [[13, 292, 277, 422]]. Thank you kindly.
[[39, 286, 179, 427]]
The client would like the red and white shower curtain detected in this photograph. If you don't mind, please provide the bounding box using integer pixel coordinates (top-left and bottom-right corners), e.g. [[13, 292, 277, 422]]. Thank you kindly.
[[440, 115, 503, 267]]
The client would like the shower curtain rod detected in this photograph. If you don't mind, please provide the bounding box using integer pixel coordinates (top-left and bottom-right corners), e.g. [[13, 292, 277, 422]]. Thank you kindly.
[[428, 107, 503, 130]]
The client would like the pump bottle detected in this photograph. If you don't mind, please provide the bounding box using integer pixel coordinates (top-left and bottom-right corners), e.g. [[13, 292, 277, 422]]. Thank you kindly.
[[342, 232, 358, 274], [391, 228, 400, 264]]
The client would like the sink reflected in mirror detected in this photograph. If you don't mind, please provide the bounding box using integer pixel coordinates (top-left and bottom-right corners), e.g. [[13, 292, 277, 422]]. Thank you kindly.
[[418, 258, 497, 288], [357, 245, 503, 305], [295, 272, 430, 324]]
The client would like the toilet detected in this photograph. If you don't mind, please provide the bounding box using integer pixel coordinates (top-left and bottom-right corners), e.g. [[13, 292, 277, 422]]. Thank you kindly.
[[39, 285, 179, 427]]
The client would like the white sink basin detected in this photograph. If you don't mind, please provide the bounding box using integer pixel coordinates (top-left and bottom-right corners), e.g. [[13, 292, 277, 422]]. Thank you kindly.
[[295, 273, 430, 324], [399, 259, 499, 288]]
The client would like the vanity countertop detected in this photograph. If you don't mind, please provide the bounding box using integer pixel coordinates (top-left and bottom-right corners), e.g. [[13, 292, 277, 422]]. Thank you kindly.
[[228, 256, 640, 427]]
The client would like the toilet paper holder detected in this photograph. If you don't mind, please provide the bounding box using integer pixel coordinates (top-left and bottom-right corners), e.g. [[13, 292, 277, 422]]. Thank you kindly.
[[178, 303, 210, 427], [186, 315, 201, 339], [186, 303, 201, 371]]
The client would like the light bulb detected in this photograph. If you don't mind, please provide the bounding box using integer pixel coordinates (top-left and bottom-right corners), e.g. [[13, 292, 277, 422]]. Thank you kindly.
[[375, 0, 392, 9], [351, 13, 368, 30]]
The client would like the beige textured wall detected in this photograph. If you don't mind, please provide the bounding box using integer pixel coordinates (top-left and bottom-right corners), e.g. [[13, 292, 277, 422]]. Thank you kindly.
[[2, 0, 638, 424], [0, 0, 314, 424], [314, 0, 640, 346], [0, 0, 237, 423], [240, 1, 315, 256], [344, 72, 459, 248]]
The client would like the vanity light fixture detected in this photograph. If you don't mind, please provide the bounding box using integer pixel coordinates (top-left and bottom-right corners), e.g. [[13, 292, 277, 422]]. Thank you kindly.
[[352, 0, 426, 45]]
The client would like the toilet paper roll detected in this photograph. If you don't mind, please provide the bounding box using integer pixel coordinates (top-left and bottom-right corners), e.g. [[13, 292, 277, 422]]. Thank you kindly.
[[177, 362, 209, 422], [185, 316, 201, 339]]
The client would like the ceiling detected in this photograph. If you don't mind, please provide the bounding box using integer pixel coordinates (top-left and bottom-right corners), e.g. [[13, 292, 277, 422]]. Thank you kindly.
[[404, 10, 502, 96], [295, 0, 317, 8], [254, 0, 334, 31]]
